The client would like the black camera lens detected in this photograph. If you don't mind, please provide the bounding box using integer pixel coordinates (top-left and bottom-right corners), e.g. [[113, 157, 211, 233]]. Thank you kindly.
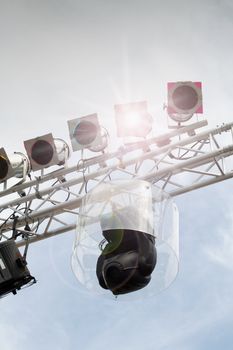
[[105, 265, 123, 285]]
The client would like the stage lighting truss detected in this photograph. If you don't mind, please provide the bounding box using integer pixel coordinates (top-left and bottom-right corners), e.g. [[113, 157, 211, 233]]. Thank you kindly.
[[167, 81, 203, 123], [1, 118, 233, 250], [67, 114, 104, 152], [114, 101, 153, 138]]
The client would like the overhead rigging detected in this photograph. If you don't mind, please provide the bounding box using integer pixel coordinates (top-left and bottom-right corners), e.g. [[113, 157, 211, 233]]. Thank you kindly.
[[1, 81, 233, 299]]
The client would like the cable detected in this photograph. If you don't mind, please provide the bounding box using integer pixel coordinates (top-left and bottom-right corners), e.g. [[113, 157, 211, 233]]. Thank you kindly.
[[77, 158, 89, 193], [0, 204, 37, 241], [43, 177, 71, 205]]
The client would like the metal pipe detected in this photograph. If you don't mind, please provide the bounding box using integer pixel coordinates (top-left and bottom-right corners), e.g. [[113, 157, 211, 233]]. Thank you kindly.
[[170, 172, 233, 197], [15, 171, 233, 247], [2, 144, 233, 233], [0, 120, 208, 197], [0, 122, 230, 209]]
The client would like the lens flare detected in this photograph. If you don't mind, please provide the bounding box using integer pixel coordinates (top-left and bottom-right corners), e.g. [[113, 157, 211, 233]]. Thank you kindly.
[[124, 112, 143, 129]]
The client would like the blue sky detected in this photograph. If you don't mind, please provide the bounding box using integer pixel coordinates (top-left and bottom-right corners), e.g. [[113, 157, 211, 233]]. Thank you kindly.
[[0, 0, 233, 349]]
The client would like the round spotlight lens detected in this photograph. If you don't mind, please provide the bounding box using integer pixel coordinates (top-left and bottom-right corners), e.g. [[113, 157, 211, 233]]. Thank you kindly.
[[74, 121, 97, 145], [31, 140, 54, 165], [0, 155, 8, 180], [172, 85, 198, 111]]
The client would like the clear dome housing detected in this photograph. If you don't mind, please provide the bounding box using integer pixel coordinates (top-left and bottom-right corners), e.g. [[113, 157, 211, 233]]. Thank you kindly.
[[71, 179, 179, 301]]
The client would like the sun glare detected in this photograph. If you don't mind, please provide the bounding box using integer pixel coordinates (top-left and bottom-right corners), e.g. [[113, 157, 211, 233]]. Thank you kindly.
[[125, 111, 142, 129]]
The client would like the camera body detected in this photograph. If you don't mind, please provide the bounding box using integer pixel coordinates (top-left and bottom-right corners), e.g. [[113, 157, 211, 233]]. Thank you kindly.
[[96, 229, 157, 295], [71, 180, 179, 299]]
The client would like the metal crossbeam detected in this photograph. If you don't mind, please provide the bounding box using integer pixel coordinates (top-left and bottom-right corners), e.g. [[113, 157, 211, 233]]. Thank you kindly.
[[1, 120, 233, 246]]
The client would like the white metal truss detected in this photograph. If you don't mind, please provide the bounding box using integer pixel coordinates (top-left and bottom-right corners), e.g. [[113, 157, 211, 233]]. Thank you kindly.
[[1, 119, 233, 247]]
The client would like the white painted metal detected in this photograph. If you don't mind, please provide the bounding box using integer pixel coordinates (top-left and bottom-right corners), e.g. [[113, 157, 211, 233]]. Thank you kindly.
[[1, 119, 233, 247]]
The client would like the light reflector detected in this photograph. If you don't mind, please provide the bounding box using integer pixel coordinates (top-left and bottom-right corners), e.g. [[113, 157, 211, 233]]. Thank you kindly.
[[67, 114, 102, 151], [24, 133, 59, 171], [0, 148, 14, 182], [167, 81, 203, 117]]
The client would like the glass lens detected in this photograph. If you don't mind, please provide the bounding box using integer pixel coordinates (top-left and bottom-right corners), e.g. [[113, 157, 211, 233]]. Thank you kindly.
[[31, 140, 54, 165], [172, 85, 198, 110], [73, 121, 97, 145]]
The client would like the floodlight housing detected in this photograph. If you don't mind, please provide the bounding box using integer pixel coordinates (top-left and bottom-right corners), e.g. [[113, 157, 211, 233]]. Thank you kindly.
[[67, 114, 102, 151], [24, 133, 69, 171], [0, 148, 30, 183], [0, 148, 15, 182], [0, 240, 36, 298], [115, 101, 152, 138], [88, 127, 109, 153], [167, 81, 203, 122]]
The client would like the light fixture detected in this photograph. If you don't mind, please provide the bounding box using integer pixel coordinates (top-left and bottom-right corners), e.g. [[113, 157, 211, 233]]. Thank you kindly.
[[88, 127, 109, 153], [24, 133, 70, 171], [114, 101, 152, 138], [0, 148, 14, 182], [67, 114, 103, 151], [167, 81, 203, 122], [96, 225, 157, 296], [0, 148, 30, 183], [71, 180, 179, 301], [0, 240, 36, 298]]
